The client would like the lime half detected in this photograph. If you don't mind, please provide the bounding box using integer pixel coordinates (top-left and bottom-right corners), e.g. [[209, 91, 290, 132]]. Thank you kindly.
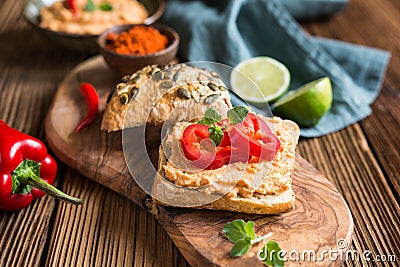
[[272, 77, 333, 127], [230, 57, 290, 104]]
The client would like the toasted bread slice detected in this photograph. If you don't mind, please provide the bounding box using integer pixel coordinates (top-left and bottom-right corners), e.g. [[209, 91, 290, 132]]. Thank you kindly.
[[101, 64, 232, 132], [152, 116, 300, 214]]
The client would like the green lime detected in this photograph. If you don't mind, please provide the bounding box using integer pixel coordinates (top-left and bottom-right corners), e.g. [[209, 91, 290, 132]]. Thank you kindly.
[[230, 57, 290, 104], [272, 77, 333, 127]]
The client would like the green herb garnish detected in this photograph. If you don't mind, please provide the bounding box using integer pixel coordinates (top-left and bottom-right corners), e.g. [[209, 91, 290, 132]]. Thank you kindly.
[[223, 219, 270, 257], [84, 1, 113, 12], [197, 106, 249, 146], [208, 126, 224, 146], [198, 108, 222, 126], [227, 106, 249, 124], [84, 0, 96, 12], [198, 108, 223, 145], [231, 238, 252, 257], [223, 219, 255, 243], [223, 219, 282, 266], [99, 2, 113, 11], [259, 241, 285, 267]]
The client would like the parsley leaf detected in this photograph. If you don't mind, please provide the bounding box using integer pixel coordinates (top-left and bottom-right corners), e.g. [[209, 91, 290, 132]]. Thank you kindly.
[[231, 238, 252, 257], [84, 0, 96, 12], [223, 219, 251, 243], [223, 219, 282, 265], [227, 106, 249, 124], [259, 241, 285, 267], [197, 119, 207, 125], [223, 219, 257, 244], [223, 219, 257, 257], [200, 108, 222, 126], [244, 220, 256, 239], [208, 126, 223, 146], [99, 2, 113, 11]]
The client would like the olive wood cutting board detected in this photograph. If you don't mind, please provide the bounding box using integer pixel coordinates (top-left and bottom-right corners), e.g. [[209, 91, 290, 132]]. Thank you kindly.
[[45, 56, 353, 267]]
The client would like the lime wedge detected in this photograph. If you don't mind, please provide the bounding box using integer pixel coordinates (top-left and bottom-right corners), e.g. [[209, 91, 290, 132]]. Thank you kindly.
[[230, 57, 290, 104], [272, 77, 333, 127]]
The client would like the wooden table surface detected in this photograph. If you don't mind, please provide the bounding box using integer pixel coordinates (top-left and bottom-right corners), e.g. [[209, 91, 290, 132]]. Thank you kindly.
[[1, 0, 399, 266]]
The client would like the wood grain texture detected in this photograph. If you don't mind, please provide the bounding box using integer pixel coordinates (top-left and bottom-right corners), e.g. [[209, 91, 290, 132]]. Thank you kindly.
[[44, 56, 353, 266], [300, 0, 400, 265], [0, 1, 86, 265], [0, 1, 189, 266], [43, 168, 188, 267], [297, 126, 400, 266]]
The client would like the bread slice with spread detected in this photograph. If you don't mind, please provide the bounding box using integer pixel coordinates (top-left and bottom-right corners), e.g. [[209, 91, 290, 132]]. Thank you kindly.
[[152, 111, 300, 215], [101, 64, 232, 132]]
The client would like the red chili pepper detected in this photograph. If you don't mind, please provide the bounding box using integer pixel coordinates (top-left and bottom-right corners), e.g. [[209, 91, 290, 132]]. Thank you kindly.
[[68, 0, 78, 18], [0, 120, 84, 211], [75, 82, 99, 133]]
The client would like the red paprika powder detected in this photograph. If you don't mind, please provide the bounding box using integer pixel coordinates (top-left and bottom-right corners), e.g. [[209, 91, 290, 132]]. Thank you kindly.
[[106, 26, 169, 55]]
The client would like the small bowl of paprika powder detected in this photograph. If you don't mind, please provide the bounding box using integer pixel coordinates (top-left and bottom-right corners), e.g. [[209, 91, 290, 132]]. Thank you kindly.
[[98, 23, 180, 75]]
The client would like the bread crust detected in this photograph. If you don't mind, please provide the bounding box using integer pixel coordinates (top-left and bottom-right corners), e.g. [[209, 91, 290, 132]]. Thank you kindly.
[[101, 64, 232, 132]]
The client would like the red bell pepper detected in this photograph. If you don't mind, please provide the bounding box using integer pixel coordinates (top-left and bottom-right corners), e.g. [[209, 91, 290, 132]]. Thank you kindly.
[[181, 112, 281, 170], [229, 113, 281, 161], [181, 124, 250, 170], [0, 120, 84, 211]]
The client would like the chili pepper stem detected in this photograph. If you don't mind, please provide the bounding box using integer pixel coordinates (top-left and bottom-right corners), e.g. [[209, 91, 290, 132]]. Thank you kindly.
[[18, 167, 84, 205]]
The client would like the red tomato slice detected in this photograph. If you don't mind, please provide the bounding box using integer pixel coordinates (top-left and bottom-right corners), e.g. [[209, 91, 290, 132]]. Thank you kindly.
[[229, 114, 280, 161]]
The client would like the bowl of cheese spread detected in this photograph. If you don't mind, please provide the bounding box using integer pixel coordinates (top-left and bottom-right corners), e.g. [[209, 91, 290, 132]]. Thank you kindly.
[[24, 0, 165, 53]]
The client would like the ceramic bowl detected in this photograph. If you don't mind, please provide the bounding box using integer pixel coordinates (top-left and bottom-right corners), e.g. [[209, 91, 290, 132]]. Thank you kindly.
[[97, 23, 179, 75], [23, 0, 165, 54]]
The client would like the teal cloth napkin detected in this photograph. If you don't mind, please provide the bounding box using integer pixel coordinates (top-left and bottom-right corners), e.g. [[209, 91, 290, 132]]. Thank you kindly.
[[161, 0, 390, 137], [281, 0, 348, 20]]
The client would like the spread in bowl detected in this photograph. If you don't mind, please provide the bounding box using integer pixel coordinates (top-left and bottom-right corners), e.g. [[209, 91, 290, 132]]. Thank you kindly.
[[97, 23, 179, 74], [40, 0, 149, 35]]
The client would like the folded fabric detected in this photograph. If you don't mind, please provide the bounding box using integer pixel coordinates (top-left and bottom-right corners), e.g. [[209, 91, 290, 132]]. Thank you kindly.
[[161, 0, 390, 137], [281, 0, 348, 20]]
